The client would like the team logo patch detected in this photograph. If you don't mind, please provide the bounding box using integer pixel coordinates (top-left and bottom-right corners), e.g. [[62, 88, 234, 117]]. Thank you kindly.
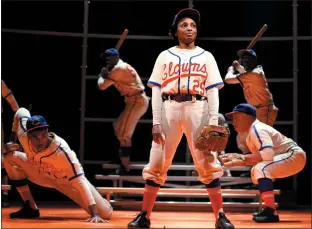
[[31, 119, 41, 126]]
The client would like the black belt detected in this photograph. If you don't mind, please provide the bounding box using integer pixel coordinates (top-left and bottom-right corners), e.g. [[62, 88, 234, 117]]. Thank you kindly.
[[162, 94, 207, 102]]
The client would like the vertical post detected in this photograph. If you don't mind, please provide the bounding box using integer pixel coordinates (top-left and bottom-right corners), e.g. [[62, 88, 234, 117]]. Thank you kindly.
[[188, 0, 193, 8], [79, 0, 89, 166], [292, 0, 298, 192]]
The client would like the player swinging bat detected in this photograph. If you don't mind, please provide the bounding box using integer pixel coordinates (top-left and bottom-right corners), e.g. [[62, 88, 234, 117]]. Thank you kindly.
[[224, 24, 279, 155], [97, 29, 150, 175]]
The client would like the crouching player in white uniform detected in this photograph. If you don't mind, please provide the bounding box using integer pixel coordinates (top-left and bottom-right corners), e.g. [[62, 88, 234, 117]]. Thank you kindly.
[[3, 108, 113, 222], [220, 103, 306, 223]]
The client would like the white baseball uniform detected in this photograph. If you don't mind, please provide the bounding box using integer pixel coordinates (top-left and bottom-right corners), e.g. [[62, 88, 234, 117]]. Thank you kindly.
[[246, 120, 306, 184], [98, 59, 149, 147], [3, 108, 113, 219], [143, 46, 224, 185]]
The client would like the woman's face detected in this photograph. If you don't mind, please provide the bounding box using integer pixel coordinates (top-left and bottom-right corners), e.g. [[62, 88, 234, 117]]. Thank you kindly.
[[176, 17, 197, 45]]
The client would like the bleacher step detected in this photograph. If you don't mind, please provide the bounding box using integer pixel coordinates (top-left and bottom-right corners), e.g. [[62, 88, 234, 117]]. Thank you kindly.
[[102, 163, 251, 171]]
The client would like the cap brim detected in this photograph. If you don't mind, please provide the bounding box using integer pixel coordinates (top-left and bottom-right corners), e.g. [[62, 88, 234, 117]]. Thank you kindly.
[[26, 125, 49, 133], [237, 49, 256, 58], [175, 8, 200, 25], [225, 111, 238, 120]]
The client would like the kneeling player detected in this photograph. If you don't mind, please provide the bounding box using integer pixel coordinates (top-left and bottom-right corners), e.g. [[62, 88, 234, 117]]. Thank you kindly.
[[3, 108, 113, 222]]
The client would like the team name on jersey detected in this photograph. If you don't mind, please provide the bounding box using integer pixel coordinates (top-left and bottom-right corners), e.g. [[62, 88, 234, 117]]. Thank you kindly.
[[28, 158, 63, 175], [163, 62, 207, 80]]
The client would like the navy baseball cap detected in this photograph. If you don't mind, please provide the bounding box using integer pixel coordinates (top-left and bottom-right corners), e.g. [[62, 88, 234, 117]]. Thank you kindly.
[[225, 103, 257, 120], [26, 115, 49, 133], [100, 48, 120, 59], [237, 49, 257, 58], [172, 8, 200, 26], [105, 48, 119, 56]]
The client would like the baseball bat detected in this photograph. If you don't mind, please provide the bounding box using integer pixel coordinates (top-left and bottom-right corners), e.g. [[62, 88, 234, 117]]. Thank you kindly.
[[247, 24, 268, 49], [115, 29, 129, 51]]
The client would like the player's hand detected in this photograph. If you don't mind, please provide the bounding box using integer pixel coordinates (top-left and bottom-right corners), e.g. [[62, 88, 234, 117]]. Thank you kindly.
[[99, 67, 110, 79], [232, 60, 241, 70], [219, 153, 246, 167], [152, 124, 165, 145], [3, 141, 20, 154], [85, 215, 108, 223], [232, 60, 246, 74]]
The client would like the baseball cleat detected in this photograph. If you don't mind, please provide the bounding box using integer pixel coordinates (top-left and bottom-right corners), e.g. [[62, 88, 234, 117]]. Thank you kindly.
[[127, 211, 151, 228], [252, 207, 279, 223], [215, 212, 235, 229], [9, 200, 40, 219]]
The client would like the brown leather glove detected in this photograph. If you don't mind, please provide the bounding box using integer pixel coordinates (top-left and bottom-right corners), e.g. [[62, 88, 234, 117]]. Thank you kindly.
[[195, 125, 230, 152]]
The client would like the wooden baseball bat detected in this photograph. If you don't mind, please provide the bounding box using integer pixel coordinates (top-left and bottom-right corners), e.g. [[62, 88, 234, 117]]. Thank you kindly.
[[115, 29, 129, 51], [247, 24, 268, 49]]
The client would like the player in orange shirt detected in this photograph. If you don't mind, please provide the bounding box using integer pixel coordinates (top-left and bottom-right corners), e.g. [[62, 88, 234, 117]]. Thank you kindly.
[[225, 49, 278, 155]]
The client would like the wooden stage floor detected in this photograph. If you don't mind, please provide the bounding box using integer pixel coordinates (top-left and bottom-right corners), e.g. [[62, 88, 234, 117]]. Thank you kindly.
[[2, 205, 311, 228]]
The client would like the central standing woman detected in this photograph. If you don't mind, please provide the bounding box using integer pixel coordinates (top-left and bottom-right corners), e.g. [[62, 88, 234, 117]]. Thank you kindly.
[[128, 8, 235, 229]]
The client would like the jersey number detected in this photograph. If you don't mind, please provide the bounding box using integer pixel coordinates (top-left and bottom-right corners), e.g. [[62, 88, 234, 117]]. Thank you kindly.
[[192, 79, 205, 95]]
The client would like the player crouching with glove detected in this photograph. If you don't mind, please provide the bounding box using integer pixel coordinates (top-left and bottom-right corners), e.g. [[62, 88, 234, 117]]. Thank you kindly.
[[220, 103, 306, 223], [3, 108, 113, 222]]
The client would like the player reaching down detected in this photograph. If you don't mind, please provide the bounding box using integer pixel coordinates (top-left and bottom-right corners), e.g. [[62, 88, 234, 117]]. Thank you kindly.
[[127, 8, 234, 229], [97, 49, 149, 175], [3, 108, 113, 222], [220, 103, 306, 223]]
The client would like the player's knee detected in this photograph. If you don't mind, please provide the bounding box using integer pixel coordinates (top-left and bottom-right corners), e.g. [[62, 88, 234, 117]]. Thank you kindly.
[[251, 164, 264, 184], [205, 178, 221, 189], [142, 169, 166, 185], [3, 152, 13, 167], [146, 179, 161, 187], [117, 137, 132, 148], [104, 206, 113, 220], [258, 178, 274, 193], [15, 107, 30, 117]]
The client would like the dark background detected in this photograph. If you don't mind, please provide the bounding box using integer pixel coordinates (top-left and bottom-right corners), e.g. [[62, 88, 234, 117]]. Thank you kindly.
[[1, 1, 311, 207]]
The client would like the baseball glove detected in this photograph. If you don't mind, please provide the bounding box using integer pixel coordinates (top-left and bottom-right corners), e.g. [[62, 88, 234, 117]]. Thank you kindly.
[[3, 142, 20, 154], [195, 125, 230, 152], [218, 153, 246, 167]]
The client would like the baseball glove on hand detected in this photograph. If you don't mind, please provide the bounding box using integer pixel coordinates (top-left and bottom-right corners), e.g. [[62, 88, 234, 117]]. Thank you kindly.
[[219, 153, 246, 167], [195, 125, 230, 152], [3, 142, 20, 154]]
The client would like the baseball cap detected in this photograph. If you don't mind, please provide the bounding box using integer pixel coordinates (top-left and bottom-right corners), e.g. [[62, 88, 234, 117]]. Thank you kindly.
[[225, 103, 257, 120], [172, 8, 200, 26], [237, 49, 257, 58], [105, 48, 119, 56], [26, 115, 49, 133], [100, 48, 120, 60]]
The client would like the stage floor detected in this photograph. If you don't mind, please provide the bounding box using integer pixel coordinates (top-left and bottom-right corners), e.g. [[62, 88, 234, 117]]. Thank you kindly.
[[2, 205, 311, 228]]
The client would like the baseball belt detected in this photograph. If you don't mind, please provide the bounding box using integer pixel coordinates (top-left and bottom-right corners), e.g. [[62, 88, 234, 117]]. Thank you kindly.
[[162, 94, 207, 102]]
